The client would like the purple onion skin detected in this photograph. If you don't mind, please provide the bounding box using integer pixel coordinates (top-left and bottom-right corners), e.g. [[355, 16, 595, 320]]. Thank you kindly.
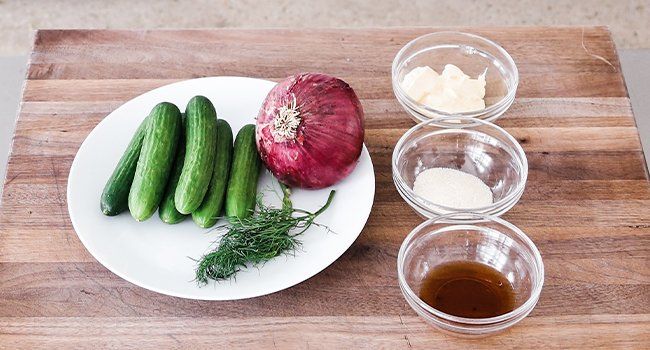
[[256, 73, 365, 189]]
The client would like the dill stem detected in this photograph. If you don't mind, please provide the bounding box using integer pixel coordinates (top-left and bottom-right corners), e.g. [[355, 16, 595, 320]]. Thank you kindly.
[[312, 190, 336, 216]]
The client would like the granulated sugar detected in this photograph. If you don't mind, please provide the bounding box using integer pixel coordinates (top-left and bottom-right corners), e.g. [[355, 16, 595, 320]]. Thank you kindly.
[[413, 167, 493, 209]]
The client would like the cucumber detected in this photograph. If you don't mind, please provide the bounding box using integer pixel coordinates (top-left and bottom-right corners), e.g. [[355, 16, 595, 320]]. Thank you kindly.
[[225, 124, 261, 219], [100, 117, 148, 216], [174, 96, 218, 214], [158, 118, 188, 224], [192, 119, 234, 228], [128, 102, 182, 221]]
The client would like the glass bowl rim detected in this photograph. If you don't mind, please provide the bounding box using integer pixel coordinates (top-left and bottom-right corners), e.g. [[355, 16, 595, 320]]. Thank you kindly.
[[396, 212, 545, 325], [391, 31, 519, 118], [391, 116, 529, 213]]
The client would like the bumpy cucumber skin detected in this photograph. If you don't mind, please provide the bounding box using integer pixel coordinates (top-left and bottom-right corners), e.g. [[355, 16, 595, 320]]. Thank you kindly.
[[225, 124, 261, 219], [192, 119, 234, 228], [128, 102, 182, 221], [100, 117, 148, 216], [174, 96, 218, 214], [158, 121, 188, 224]]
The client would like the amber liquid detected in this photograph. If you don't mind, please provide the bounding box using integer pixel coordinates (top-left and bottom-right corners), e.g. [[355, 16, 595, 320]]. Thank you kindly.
[[418, 261, 516, 318]]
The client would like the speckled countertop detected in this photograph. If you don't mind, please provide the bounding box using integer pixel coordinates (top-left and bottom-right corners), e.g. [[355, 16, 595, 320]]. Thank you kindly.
[[0, 0, 648, 55]]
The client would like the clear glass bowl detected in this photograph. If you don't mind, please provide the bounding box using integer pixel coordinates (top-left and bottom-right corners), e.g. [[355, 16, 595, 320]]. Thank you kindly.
[[392, 31, 518, 123], [397, 213, 544, 336], [392, 117, 527, 218]]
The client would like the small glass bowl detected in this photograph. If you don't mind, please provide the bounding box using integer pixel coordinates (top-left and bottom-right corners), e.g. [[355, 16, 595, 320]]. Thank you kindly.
[[392, 31, 518, 123], [392, 117, 527, 218], [397, 213, 544, 336]]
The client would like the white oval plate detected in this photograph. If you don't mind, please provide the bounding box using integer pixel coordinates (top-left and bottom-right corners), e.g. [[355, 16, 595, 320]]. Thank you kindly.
[[67, 77, 374, 300]]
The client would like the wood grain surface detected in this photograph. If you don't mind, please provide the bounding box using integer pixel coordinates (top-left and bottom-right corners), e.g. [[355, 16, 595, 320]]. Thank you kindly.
[[1, 27, 649, 349]]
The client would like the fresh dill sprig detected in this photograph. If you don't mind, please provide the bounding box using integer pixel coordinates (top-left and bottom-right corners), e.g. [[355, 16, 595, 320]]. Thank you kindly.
[[195, 189, 335, 285]]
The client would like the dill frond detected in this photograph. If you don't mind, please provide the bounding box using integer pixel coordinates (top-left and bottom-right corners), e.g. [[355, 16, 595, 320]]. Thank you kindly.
[[195, 189, 335, 285]]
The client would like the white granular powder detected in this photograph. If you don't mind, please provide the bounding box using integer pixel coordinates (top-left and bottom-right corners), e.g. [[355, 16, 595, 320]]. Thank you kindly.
[[413, 167, 493, 209]]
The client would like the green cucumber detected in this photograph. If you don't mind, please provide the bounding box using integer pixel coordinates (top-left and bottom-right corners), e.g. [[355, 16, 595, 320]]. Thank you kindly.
[[158, 118, 188, 224], [174, 96, 218, 214], [192, 119, 234, 228], [225, 124, 261, 219], [128, 102, 182, 221], [100, 117, 148, 216]]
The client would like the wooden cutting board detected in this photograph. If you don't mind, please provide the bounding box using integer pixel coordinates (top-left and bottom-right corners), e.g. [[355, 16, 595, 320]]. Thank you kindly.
[[1, 27, 649, 349]]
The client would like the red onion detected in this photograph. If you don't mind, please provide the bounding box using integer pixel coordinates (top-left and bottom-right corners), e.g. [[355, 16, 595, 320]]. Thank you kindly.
[[256, 73, 364, 189]]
